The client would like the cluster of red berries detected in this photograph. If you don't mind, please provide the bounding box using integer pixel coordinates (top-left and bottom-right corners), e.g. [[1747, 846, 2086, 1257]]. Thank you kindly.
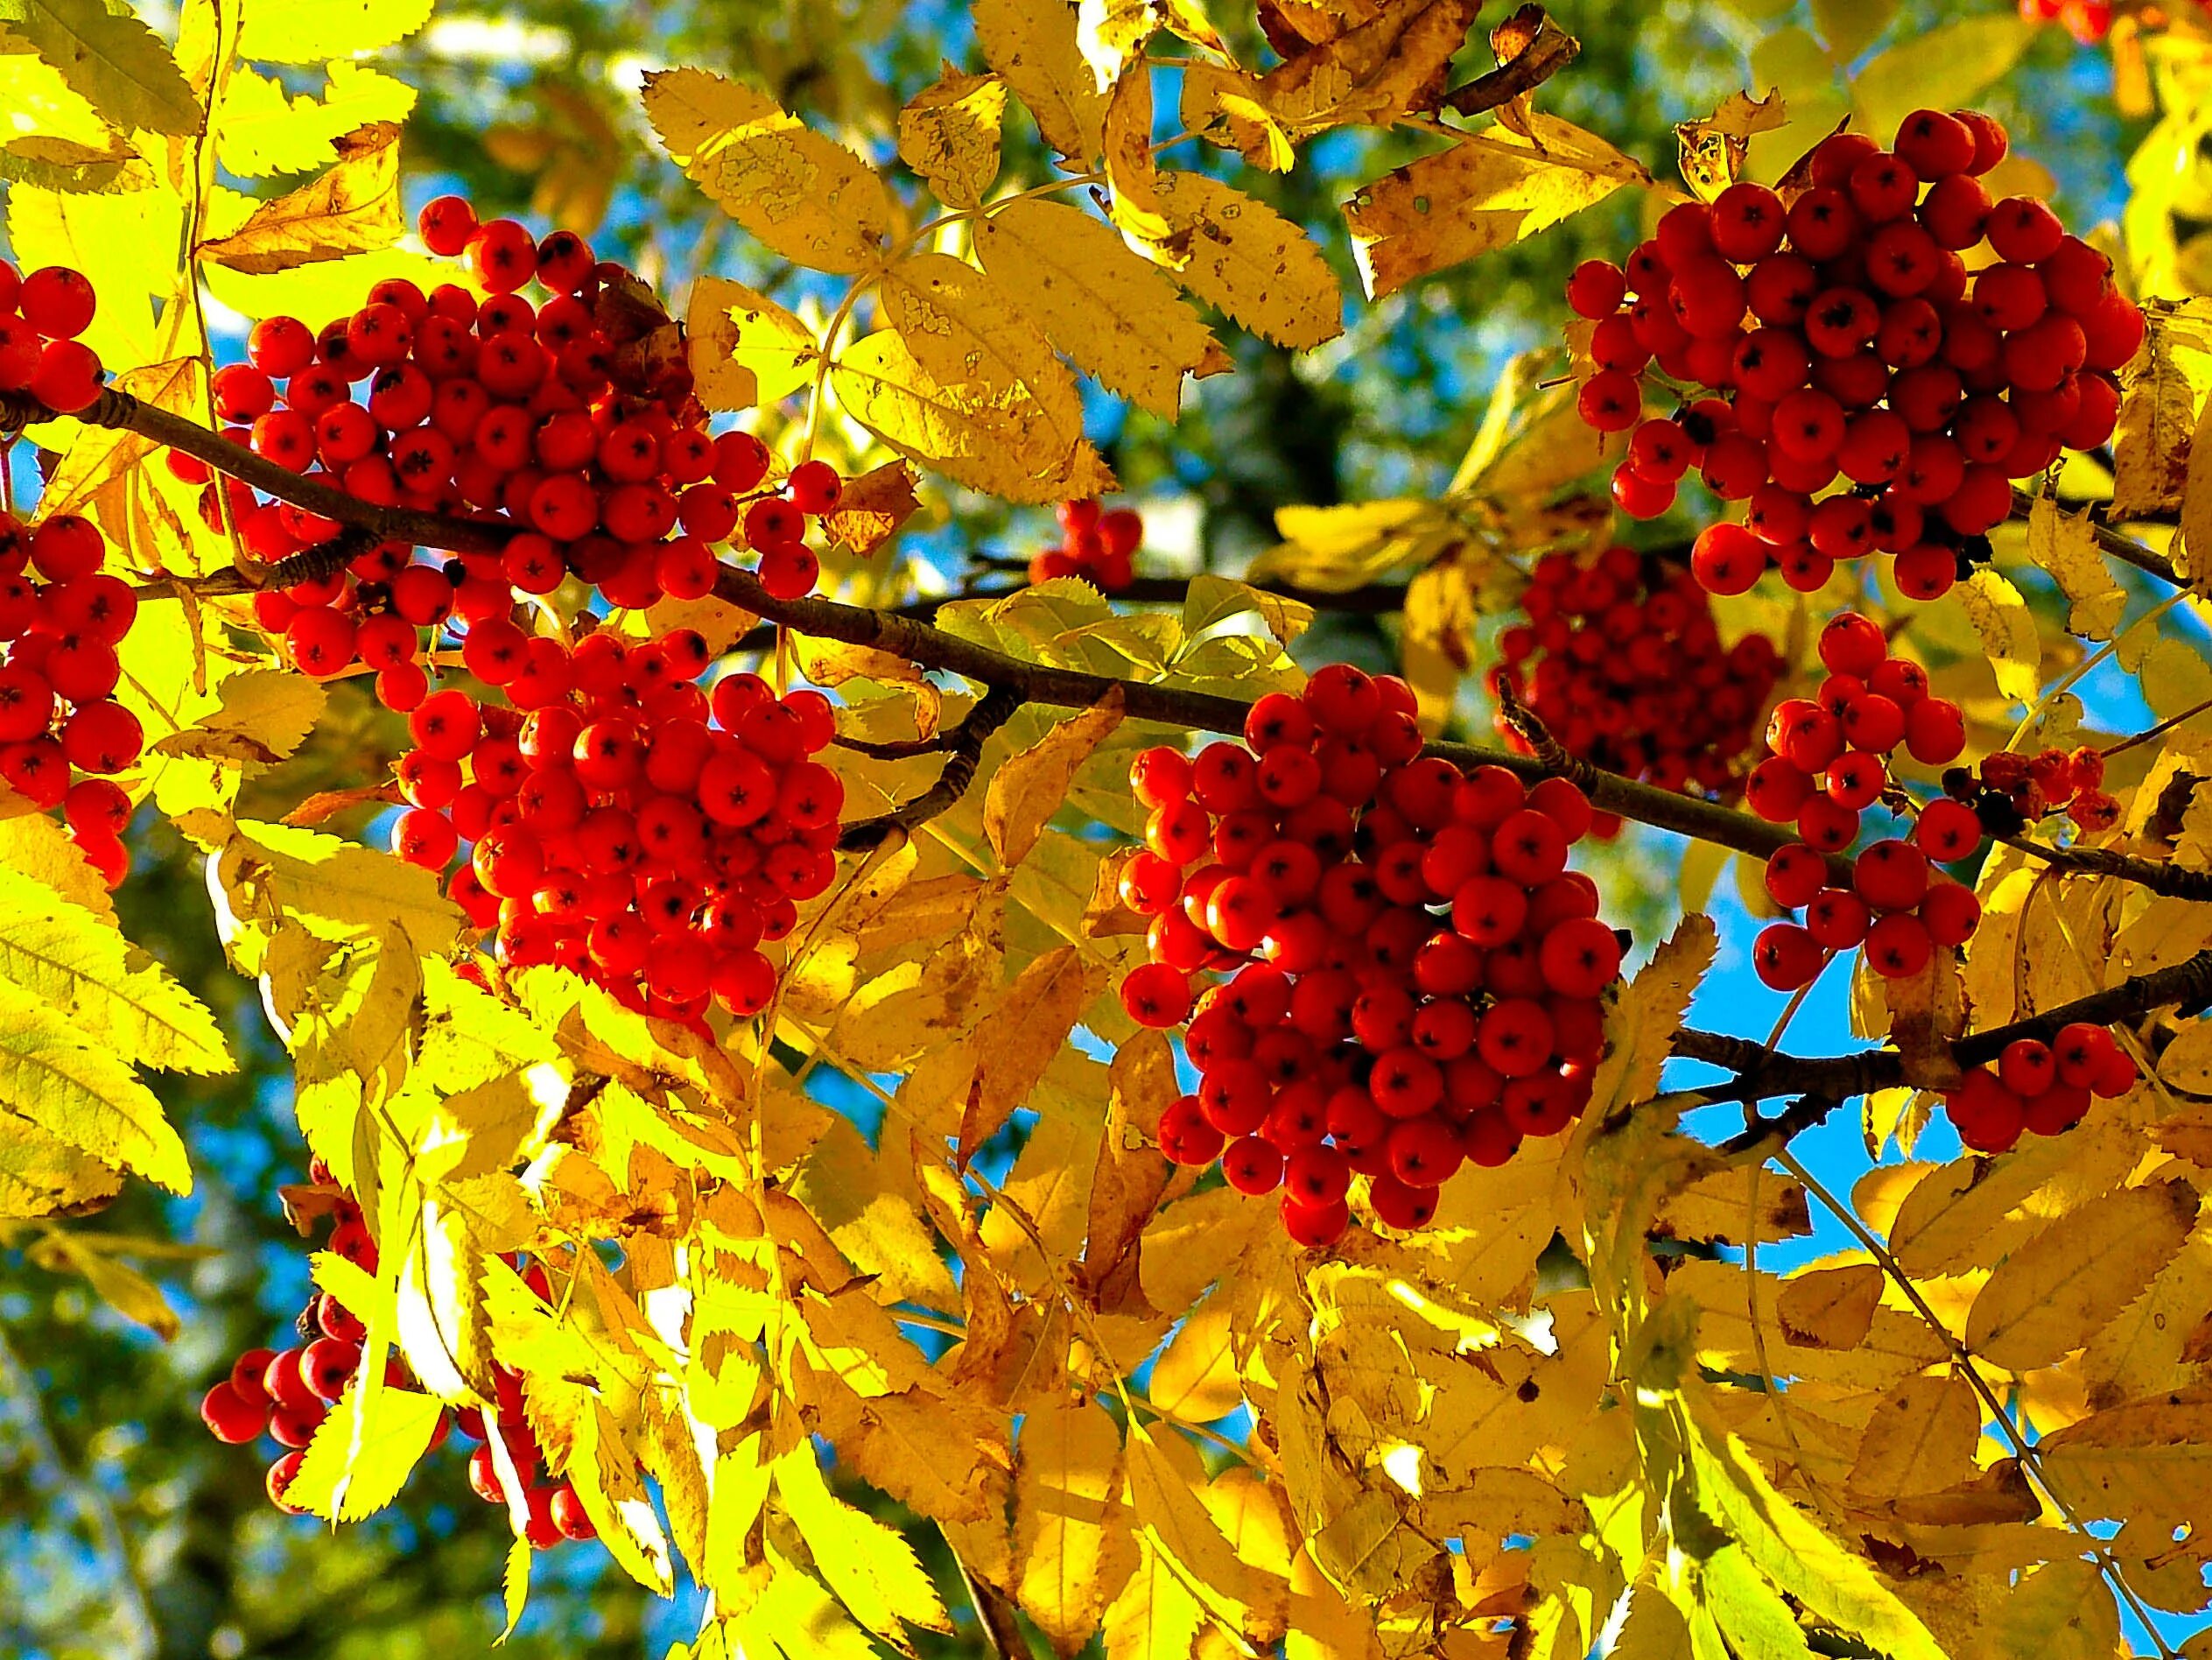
[[1492, 545, 1780, 808], [1028, 499, 1143, 592], [2019, 0, 2208, 43], [1569, 109, 2143, 602], [1944, 1023, 2138, 1152], [0, 262, 105, 413], [0, 511, 141, 886], [1749, 613, 1981, 991], [174, 195, 839, 713], [1944, 743, 2119, 835], [200, 1165, 597, 1549], [388, 624, 838, 1023], [1113, 666, 1625, 1246]]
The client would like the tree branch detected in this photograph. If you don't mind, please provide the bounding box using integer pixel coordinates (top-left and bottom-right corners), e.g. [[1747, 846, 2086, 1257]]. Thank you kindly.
[[1444, 5, 1580, 116], [1998, 832, 2212, 901], [837, 685, 1026, 851], [1673, 944, 2212, 1153], [2010, 486, 2180, 587]]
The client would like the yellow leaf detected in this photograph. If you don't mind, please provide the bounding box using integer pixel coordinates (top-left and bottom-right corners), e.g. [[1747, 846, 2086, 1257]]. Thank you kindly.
[[2035, 1396, 2212, 1531], [0, 813, 114, 924], [775, 1442, 952, 1642], [959, 946, 1106, 1161], [1, 0, 199, 137], [824, 459, 922, 555], [789, 1118, 962, 1311], [1675, 88, 1787, 201], [0, 864, 230, 1073], [7, 179, 181, 368], [214, 60, 415, 178], [1849, 16, 2036, 147], [971, 198, 1229, 419], [1345, 111, 1652, 299], [1100, 1531, 1205, 1660], [1845, 1372, 1981, 1500], [973, 0, 1105, 165], [1964, 1178, 2199, 1371], [198, 121, 402, 275], [1251, 499, 1452, 590], [986, 691, 1127, 868], [1988, 1559, 2123, 1660], [1954, 568, 2039, 705], [1151, 170, 1343, 349], [565, 1397, 676, 1595], [880, 250, 1074, 404], [1101, 62, 1169, 243], [1084, 1027, 1176, 1304], [235, 0, 433, 62], [832, 327, 1108, 503], [684, 273, 817, 411], [148, 668, 325, 766], [284, 1381, 445, 1521], [200, 245, 449, 323], [2025, 495, 2126, 641], [2183, 396, 2212, 591], [642, 67, 888, 275], [2112, 300, 2208, 520], [32, 1231, 179, 1337], [1773, 1263, 1883, 1350], [1123, 1425, 1257, 1628], [1017, 1396, 1136, 1654], [197, 814, 461, 954], [0, 30, 132, 174], [1148, 1289, 1244, 1423], [897, 62, 1006, 208], [0, 1117, 121, 1220], [0, 979, 190, 1193]]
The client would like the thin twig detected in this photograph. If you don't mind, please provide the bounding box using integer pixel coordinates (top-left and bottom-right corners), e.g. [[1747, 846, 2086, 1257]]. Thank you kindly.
[[837, 685, 1025, 851], [1998, 832, 2212, 900]]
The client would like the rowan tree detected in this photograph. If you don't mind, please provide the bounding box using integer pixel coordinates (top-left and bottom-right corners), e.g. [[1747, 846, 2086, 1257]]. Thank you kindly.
[[4, 1, 2212, 1657]]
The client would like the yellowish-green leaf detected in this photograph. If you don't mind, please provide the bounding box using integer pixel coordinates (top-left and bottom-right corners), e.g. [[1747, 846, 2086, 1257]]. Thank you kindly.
[[214, 60, 414, 179], [973, 0, 1104, 164], [7, 179, 181, 367], [0, 978, 189, 1193], [0, 0, 198, 137], [0, 27, 132, 177], [1964, 1178, 2199, 1371], [1954, 567, 2040, 705], [0, 863, 230, 1073], [0, 812, 114, 923], [775, 1442, 951, 1642], [236, 0, 433, 63], [985, 691, 1127, 869], [1151, 169, 1343, 349], [685, 273, 818, 411], [1345, 111, 1652, 299], [897, 63, 1005, 209], [284, 1382, 445, 1521], [198, 814, 461, 954], [198, 121, 403, 275], [971, 197, 1229, 419], [1849, 16, 2036, 146]]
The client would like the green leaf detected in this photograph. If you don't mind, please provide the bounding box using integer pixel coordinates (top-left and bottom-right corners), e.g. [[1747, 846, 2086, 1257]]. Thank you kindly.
[[0, 0, 199, 137], [0, 863, 232, 1073], [214, 61, 415, 178], [235, 0, 433, 63], [0, 978, 190, 1193], [284, 1381, 445, 1521]]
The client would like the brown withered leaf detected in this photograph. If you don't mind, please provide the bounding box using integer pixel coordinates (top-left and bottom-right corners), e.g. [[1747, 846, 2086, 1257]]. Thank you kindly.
[[824, 461, 923, 556], [198, 122, 403, 274], [1082, 849, 1151, 939], [1885, 950, 1968, 1091], [1253, 0, 1484, 129], [283, 782, 401, 826]]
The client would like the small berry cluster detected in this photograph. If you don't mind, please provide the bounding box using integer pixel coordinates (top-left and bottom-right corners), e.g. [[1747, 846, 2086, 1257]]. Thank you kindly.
[[0, 262, 105, 413], [1944, 1023, 2138, 1151], [2019, 0, 2208, 44], [1029, 499, 1143, 592], [179, 196, 839, 712], [1748, 613, 1981, 991], [200, 1164, 597, 1549], [388, 625, 838, 1024], [1943, 743, 2119, 835], [1492, 545, 1780, 807], [1569, 109, 2143, 601], [1114, 666, 1624, 1247], [0, 511, 140, 885]]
